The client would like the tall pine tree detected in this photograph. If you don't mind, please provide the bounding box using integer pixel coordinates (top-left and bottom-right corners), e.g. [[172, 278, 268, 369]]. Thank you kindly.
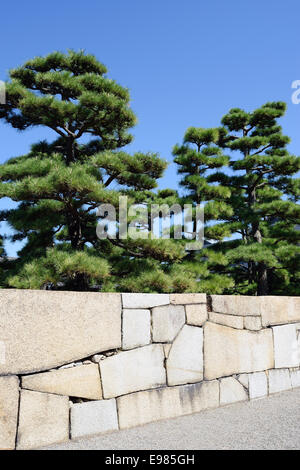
[[0, 51, 195, 292], [173, 127, 235, 293], [216, 102, 300, 295], [174, 103, 300, 295], [0, 232, 6, 286]]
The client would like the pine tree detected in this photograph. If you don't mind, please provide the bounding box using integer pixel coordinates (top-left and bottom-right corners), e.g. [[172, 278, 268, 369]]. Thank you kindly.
[[0, 233, 6, 286], [212, 102, 300, 295], [0, 51, 195, 292], [173, 104, 300, 295], [173, 127, 235, 293]]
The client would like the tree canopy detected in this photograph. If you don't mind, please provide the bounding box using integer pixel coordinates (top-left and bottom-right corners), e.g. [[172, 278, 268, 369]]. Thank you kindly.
[[174, 102, 300, 295], [0, 51, 197, 292], [0, 52, 299, 295]]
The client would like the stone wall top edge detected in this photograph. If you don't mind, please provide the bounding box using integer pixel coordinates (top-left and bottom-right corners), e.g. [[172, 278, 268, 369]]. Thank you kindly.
[[0, 289, 298, 299], [210, 294, 299, 299], [0, 288, 122, 297]]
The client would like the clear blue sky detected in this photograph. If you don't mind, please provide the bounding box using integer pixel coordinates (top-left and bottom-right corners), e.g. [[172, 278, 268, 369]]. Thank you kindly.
[[1, 0, 300, 255]]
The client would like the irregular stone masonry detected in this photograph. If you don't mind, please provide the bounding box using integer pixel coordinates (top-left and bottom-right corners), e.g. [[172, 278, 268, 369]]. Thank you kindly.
[[0, 291, 299, 449]]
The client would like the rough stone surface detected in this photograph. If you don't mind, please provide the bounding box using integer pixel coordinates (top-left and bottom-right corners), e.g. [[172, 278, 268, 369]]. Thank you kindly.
[[122, 293, 169, 309], [220, 377, 248, 405], [17, 390, 69, 450], [152, 305, 185, 342], [22, 364, 102, 400], [1, 291, 299, 450], [209, 311, 244, 329], [273, 324, 299, 369], [0, 376, 19, 450], [166, 325, 203, 386], [117, 380, 219, 429], [268, 369, 292, 394], [204, 322, 274, 380], [244, 316, 262, 331], [122, 309, 151, 350], [290, 369, 300, 388], [248, 372, 268, 399], [261, 296, 300, 326], [211, 295, 260, 316], [185, 304, 208, 326], [71, 399, 118, 439], [100, 344, 166, 398], [0, 290, 121, 375], [170, 293, 206, 305], [294, 298, 300, 321]]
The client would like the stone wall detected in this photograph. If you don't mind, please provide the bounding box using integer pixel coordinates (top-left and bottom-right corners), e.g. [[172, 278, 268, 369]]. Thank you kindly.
[[0, 290, 299, 449]]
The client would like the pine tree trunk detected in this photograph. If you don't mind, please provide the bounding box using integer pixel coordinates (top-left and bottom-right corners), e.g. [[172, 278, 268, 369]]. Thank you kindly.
[[72, 272, 89, 291], [257, 263, 268, 295], [249, 187, 269, 295], [66, 137, 75, 165], [252, 223, 269, 295]]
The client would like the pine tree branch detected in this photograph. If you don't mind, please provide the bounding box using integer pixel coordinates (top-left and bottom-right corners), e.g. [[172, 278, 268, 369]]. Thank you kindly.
[[76, 124, 88, 139], [62, 125, 76, 138], [245, 125, 255, 135], [85, 203, 100, 213], [108, 237, 145, 258], [53, 224, 63, 235], [250, 144, 272, 157], [49, 126, 67, 138], [104, 175, 116, 187]]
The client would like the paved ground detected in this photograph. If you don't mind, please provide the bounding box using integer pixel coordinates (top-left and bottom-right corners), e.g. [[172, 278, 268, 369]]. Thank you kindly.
[[44, 388, 300, 450]]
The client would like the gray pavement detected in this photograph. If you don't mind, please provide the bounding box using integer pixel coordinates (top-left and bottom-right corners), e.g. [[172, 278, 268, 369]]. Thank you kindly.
[[43, 388, 300, 450]]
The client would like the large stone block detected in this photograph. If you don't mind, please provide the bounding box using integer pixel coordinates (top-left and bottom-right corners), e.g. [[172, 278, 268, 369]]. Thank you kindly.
[[273, 324, 299, 368], [117, 380, 219, 429], [166, 325, 203, 386], [185, 304, 207, 326], [268, 369, 292, 394], [71, 399, 118, 439], [248, 371, 268, 399], [261, 296, 300, 326], [209, 311, 244, 329], [204, 322, 274, 380], [100, 344, 166, 398], [22, 364, 102, 400], [0, 376, 19, 450], [122, 309, 151, 350], [170, 294, 206, 305], [0, 290, 121, 375], [122, 293, 169, 309], [17, 390, 69, 450], [152, 305, 185, 342], [220, 377, 248, 405], [244, 316, 262, 331], [211, 295, 261, 316], [290, 369, 300, 388], [294, 297, 300, 320]]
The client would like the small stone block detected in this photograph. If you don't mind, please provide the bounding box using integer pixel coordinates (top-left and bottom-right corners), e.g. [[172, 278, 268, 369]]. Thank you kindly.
[[186, 304, 208, 326], [71, 399, 118, 439], [122, 309, 151, 350]]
